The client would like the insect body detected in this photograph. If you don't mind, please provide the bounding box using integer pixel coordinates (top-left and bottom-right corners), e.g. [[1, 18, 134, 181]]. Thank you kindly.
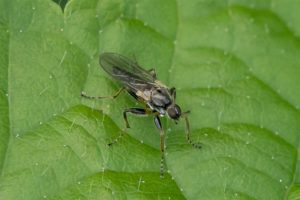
[[81, 52, 201, 177]]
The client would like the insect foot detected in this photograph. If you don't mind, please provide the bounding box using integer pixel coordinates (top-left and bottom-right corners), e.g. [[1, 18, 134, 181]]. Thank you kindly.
[[191, 142, 202, 149], [107, 131, 126, 147]]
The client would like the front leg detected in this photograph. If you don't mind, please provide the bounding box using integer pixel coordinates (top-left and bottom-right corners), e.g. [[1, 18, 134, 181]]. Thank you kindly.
[[182, 112, 201, 149], [170, 87, 176, 100]]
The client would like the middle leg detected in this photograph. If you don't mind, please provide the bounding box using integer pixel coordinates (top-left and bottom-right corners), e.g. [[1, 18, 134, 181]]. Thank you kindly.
[[123, 108, 148, 128], [154, 116, 165, 178], [108, 108, 148, 146]]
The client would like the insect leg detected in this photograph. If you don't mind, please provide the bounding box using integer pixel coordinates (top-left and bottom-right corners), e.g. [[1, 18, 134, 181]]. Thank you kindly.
[[81, 87, 125, 100], [107, 130, 127, 147], [148, 68, 157, 79], [183, 112, 201, 149], [170, 87, 176, 101], [154, 116, 165, 178], [123, 108, 148, 128], [109, 108, 149, 146]]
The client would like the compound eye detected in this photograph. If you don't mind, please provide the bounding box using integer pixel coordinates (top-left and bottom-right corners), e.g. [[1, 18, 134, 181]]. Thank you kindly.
[[167, 104, 181, 120]]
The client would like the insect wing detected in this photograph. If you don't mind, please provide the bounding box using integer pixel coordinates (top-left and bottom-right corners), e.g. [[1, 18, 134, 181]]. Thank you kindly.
[[99, 53, 155, 90]]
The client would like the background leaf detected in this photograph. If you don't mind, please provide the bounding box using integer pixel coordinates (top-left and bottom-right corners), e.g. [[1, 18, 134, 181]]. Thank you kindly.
[[288, 184, 300, 200], [0, 0, 299, 199]]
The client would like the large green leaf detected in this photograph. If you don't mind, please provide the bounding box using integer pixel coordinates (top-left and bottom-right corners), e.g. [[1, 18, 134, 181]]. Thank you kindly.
[[0, 0, 299, 199]]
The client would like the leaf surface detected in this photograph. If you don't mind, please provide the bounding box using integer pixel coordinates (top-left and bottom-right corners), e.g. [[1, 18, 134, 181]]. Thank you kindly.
[[0, 0, 299, 199]]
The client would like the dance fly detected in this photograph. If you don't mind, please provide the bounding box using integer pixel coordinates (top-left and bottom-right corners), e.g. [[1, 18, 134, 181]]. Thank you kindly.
[[81, 52, 201, 177]]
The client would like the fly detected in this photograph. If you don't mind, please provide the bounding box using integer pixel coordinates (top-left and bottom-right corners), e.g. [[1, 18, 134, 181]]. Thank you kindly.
[[81, 52, 201, 177]]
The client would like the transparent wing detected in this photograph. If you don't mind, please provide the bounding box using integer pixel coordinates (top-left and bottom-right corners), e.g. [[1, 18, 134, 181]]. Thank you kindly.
[[99, 52, 155, 91]]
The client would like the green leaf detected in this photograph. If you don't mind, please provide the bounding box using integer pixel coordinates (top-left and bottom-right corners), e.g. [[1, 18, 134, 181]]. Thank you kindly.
[[0, 0, 299, 199], [288, 184, 300, 200]]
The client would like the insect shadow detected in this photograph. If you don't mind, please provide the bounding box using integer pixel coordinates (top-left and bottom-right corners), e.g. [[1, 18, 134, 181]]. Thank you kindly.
[[81, 52, 201, 178]]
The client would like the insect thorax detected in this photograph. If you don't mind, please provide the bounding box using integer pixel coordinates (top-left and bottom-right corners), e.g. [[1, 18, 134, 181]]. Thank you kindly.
[[149, 87, 172, 114], [133, 85, 173, 115]]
